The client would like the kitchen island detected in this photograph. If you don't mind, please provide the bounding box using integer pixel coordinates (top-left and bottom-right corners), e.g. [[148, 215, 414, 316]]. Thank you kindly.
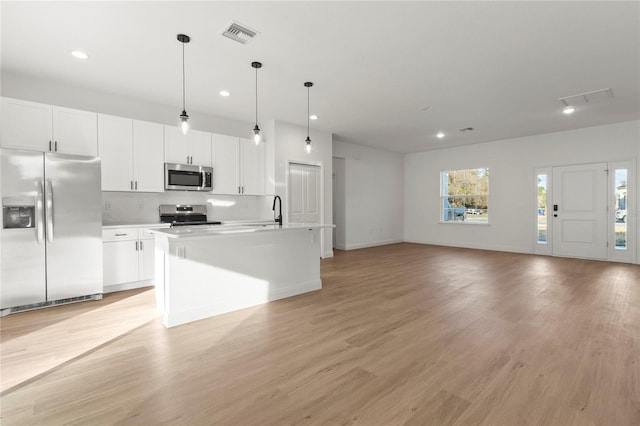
[[151, 223, 333, 328]]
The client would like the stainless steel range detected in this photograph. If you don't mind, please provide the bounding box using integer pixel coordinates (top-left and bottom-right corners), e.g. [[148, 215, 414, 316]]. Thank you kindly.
[[159, 205, 222, 227]]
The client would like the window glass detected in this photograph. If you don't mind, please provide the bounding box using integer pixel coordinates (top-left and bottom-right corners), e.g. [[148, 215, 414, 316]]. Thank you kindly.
[[441, 168, 489, 223], [537, 174, 547, 244], [615, 169, 627, 250]]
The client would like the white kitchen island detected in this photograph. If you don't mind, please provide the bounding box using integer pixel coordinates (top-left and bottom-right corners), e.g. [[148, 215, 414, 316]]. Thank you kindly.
[[151, 223, 333, 328]]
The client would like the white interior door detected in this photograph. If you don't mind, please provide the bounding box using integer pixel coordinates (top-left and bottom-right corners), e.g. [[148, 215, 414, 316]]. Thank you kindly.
[[288, 163, 320, 224], [552, 163, 608, 260]]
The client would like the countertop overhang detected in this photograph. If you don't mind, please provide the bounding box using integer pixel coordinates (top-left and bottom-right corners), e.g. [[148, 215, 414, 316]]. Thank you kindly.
[[148, 223, 334, 239]]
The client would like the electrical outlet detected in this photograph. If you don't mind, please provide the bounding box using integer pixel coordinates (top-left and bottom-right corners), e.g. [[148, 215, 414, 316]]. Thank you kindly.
[[176, 246, 186, 259]]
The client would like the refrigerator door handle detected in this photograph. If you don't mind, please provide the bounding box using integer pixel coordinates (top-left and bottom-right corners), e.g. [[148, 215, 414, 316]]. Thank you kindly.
[[45, 179, 54, 243], [36, 180, 45, 243]]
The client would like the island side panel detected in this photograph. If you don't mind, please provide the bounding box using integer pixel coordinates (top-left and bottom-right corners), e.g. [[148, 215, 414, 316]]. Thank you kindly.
[[163, 228, 322, 327]]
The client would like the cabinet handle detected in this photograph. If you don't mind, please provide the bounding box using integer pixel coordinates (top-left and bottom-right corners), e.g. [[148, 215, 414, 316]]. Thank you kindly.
[[140, 241, 144, 250], [238, 186, 241, 194], [135, 241, 139, 251], [135, 181, 138, 190], [54, 141, 58, 152], [130, 181, 134, 190], [49, 140, 52, 151], [242, 186, 244, 194], [187, 155, 190, 164], [115, 233, 127, 236]]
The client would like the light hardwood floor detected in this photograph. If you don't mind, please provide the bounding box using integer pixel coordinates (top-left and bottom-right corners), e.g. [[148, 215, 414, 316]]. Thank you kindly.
[[1, 243, 639, 425]]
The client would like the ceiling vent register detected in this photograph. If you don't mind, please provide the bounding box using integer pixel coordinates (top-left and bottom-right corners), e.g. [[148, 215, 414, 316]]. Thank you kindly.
[[558, 88, 614, 106], [222, 22, 258, 44]]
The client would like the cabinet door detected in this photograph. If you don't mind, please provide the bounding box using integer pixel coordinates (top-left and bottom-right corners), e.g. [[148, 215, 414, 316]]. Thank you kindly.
[[164, 125, 191, 164], [240, 138, 265, 195], [212, 134, 240, 194], [103, 240, 140, 286], [52, 106, 98, 156], [98, 114, 134, 191], [0, 97, 52, 152], [138, 238, 155, 281], [134, 120, 164, 192], [190, 130, 212, 167]]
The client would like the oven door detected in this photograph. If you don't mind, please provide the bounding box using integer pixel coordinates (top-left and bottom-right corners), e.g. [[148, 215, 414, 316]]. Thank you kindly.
[[165, 163, 213, 191]]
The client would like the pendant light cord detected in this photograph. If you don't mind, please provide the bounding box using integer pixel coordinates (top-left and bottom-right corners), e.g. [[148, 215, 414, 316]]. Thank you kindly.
[[255, 66, 258, 125], [182, 41, 186, 111], [307, 86, 310, 138]]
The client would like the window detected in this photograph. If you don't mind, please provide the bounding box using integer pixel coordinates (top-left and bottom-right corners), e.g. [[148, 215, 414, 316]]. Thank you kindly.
[[441, 168, 489, 223], [536, 173, 548, 244], [614, 168, 627, 250]]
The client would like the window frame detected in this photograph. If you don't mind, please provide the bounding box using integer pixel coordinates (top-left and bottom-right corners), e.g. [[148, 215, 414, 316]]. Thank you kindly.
[[439, 167, 490, 225]]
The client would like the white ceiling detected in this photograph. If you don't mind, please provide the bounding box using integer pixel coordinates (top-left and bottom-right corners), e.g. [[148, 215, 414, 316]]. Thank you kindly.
[[2, 1, 639, 154]]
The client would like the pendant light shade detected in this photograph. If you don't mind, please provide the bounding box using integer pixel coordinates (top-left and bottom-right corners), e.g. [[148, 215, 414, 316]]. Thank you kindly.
[[251, 61, 262, 145], [304, 82, 313, 153], [177, 34, 191, 135]]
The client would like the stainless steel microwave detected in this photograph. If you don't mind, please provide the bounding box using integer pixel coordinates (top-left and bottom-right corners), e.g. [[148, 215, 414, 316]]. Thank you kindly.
[[165, 163, 213, 191]]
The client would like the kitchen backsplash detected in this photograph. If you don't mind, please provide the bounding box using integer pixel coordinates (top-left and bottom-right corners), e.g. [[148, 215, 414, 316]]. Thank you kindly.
[[102, 192, 274, 225]]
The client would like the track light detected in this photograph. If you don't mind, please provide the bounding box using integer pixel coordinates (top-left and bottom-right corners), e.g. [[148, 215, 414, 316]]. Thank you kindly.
[[177, 34, 191, 134]]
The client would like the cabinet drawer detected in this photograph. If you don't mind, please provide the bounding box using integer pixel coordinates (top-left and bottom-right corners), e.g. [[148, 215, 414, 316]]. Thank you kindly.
[[102, 228, 139, 242], [140, 226, 168, 239]]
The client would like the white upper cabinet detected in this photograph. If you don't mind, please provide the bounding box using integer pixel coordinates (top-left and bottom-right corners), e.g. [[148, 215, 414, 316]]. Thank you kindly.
[[1, 97, 97, 156], [1, 97, 52, 152], [98, 114, 134, 191], [212, 134, 240, 194], [190, 130, 212, 167], [98, 114, 164, 192], [133, 120, 165, 192], [240, 138, 265, 196], [212, 134, 265, 195], [52, 106, 98, 156], [164, 126, 212, 167]]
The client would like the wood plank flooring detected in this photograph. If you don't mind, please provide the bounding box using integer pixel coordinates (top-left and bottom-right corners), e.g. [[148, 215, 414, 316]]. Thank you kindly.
[[1, 243, 639, 425]]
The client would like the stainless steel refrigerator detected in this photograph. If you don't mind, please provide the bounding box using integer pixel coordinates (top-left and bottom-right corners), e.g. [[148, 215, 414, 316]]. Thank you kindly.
[[1, 148, 103, 314]]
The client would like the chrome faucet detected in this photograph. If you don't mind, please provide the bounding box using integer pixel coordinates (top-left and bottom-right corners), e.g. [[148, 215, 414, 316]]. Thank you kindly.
[[272, 195, 282, 226]]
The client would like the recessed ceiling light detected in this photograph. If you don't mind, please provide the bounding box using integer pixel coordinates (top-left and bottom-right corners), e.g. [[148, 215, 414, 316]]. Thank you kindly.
[[309, 114, 318, 120], [436, 131, 445, 139], [71, 50, 89, 60], [219, 90, 231, 97], [562, 106, 576, 115]]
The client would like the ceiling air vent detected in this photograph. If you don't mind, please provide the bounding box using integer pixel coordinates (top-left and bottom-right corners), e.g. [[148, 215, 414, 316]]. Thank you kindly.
[[222, 22, 258, 45], [558, 88, 614, 106]]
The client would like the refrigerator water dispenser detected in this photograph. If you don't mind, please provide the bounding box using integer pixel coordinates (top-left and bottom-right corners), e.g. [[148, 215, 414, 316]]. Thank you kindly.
[[2, 197, 36, 229]]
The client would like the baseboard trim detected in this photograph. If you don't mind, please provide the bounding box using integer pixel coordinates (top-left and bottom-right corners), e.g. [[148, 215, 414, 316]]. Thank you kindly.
[[344, 239, 404, 250], [403, 238, 531, 255]]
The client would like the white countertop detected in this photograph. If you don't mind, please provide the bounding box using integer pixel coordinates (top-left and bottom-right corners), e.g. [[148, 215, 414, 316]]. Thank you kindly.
[[149, 223, 334, 239], [102, 223, 170, 230], [102, 219, 275, 230]]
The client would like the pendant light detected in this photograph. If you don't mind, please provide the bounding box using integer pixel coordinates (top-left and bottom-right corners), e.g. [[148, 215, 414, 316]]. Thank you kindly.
[[177, 34, 191, 134], [304, 82, 313, 153], [251, 61, 262, 145]]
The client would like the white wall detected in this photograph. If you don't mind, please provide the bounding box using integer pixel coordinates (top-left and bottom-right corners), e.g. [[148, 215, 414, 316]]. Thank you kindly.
[[405, 120, 640, 263], [333, 140, 404, 250], [2, 72, 274, 224], [268, 120, 333, 257]]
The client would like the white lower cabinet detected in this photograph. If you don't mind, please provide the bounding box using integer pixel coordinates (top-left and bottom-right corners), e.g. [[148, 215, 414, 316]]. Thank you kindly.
[[102, 226, 166, 292]]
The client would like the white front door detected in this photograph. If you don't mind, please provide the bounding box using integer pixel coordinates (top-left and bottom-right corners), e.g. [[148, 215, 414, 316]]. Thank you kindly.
[[552, 163, 608, 260], [288, 162, 321, 224]]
